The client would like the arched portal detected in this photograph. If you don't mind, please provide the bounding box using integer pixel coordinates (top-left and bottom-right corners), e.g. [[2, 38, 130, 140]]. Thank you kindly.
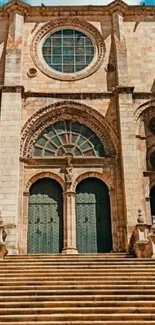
[[27, 178, 63, 253], [150, 186, 155, 222], [76, 177, 112, 253]]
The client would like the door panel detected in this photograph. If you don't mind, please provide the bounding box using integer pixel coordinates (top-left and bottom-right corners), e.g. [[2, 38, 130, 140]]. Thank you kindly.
[[27, 178, 63, 253], [76, 178, 112, 253]]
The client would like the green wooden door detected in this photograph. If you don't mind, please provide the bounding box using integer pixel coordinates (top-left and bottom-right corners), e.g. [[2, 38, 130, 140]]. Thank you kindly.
[[76, 178, 112, 253], [27, 178, 63, 253]]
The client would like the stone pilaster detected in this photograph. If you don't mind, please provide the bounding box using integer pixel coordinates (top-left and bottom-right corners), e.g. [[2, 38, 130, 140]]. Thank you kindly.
[[112, 12, 146, 244], [4, 12, 24, 85], [0, 86, 23, 254], [62, 191, 78, 254], [0, 2, 26, 254]]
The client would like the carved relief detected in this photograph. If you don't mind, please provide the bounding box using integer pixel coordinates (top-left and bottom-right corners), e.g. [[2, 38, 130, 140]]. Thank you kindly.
[[20, 101, 118, 158], [31, 18, 105, 81], [65, 165, 73, 190]]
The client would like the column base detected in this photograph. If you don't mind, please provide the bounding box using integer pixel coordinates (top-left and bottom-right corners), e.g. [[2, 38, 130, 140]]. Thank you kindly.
[[61, 247, 78, 255]]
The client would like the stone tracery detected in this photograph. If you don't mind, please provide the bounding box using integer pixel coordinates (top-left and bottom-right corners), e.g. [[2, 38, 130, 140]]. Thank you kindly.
[[31, 18, 105, 81], [21, 101, 118, 158]]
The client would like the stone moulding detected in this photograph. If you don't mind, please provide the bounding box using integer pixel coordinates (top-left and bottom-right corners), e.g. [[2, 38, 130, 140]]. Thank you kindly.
[[20, 101, 118, 158], [25, 171, 65, 192], [134, 98, 155, 122], [1, 1, 155, 18], [30, 18, 105, 81], [73, 171, 114, 192], [3, 0, 30, 17]]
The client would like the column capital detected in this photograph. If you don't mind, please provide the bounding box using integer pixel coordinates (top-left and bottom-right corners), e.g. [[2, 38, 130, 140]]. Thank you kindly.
[[114, 86, 135, 95], [1, 85, 24, 94], [63, 190, 76, 197], [3, 0, 31, 18], [23, 191, 29, 197]]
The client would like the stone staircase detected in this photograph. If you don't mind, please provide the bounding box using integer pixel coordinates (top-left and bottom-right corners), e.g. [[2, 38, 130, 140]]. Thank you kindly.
[[1, 254, 155, 324]]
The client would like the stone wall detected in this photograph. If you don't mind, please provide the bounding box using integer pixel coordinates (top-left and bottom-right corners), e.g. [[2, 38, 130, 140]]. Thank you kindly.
[[0, 0, 155, 253]]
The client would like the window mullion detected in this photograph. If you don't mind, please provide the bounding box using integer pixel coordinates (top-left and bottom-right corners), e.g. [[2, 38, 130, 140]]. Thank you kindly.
[[62, 30, 63, 73]]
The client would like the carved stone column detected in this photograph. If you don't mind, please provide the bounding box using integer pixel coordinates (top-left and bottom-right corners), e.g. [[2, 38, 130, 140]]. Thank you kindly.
[[62, 190, 78, 254]]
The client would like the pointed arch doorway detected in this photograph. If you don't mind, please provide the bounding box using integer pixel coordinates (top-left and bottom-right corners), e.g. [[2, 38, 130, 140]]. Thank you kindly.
[[76, 177, 112, 253], [27, 178, 63, 254]]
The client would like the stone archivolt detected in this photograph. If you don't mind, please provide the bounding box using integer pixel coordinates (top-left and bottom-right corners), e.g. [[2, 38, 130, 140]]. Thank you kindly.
[[20, 101, 118, 159], [134, 99, 155, 122], [25, 172, 65, 192], [73, 171, 113, 192]]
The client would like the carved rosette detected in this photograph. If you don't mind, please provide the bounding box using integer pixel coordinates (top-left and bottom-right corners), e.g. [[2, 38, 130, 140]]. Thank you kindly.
[[30, 18, 105, 81], [20, 101, 118, 159]]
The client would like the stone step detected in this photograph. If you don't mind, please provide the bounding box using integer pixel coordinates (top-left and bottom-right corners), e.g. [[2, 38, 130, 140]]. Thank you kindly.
[[1, 266, 155, 272], [1, 320, 155, 325], [1, 294, 155, 302], [0, 270, 155, 275], [1, 288, 155, 295], [1, 284, 155, 289], [0, 277, 154, 287], [0, 273, 154, 277], [1, 306, 155, 315], [2, 313, 155, 321], [5, 253, 132, 258], [1, 261, 155, 265], [1, 301, 155, 308], [1, 255, 155, 324]]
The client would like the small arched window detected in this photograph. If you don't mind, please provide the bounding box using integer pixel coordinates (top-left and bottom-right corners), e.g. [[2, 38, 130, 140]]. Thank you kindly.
[[33, 121, 105, 158]]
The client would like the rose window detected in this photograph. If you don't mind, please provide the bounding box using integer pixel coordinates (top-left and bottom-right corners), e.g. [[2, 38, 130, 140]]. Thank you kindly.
[[42, 29, 94, 74]]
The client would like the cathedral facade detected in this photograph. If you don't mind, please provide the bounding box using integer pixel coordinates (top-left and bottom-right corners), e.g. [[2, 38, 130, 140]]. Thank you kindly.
[[0, 0, 155, 255]]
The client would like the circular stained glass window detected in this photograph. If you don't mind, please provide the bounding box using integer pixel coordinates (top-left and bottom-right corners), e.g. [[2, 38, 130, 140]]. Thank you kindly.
[[33, 121, 105, 158], [148, 117, 155, 135], [150, 152, 155, 170], [42, 29, 94, 74]]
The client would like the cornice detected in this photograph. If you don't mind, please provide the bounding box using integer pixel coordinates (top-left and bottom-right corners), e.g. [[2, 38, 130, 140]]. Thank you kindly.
[[23, 92, 113, 100], [2, 0, 31, 17], [0, 87, 155, 100], [0, 0, 155, 19]]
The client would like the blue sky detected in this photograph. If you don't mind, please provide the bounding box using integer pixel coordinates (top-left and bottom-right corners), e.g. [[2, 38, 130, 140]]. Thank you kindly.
[[0, 0, 155, 6]]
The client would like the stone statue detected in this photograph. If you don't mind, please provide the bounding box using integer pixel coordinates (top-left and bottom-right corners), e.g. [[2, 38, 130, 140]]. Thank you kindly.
[[65, 165, 73, 184]]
